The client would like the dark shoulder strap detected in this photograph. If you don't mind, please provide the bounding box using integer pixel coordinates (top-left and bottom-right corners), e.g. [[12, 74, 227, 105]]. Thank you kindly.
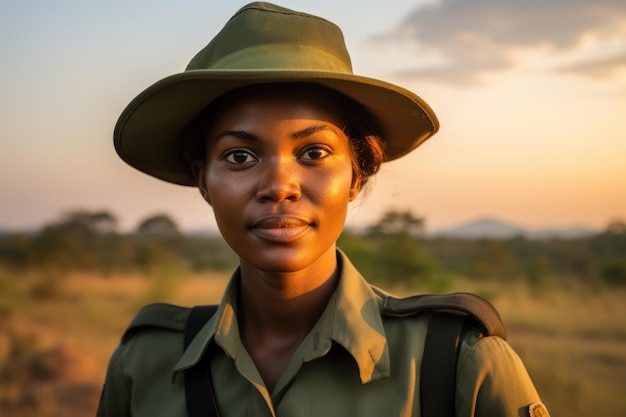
[[383, 292, 506, 339], [184, 305, 219, 417], [183, 305, 218, 349], [122, 303, 191, 343], [420, 313, 467, 417], [383, 292, 506, 417]]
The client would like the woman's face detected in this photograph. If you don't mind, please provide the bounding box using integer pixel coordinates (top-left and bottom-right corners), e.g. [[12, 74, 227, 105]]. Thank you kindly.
[[197, 84, 361, 274]]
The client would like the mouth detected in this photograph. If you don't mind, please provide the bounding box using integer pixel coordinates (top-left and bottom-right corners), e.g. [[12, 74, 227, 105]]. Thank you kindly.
[[249, 216, 313, 243]]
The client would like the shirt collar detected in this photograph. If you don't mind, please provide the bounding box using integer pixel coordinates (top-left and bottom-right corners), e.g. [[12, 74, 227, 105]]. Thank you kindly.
[[172, 250, 390, 383], [172, 271, 241, 380], [322, 251, 390, 382]]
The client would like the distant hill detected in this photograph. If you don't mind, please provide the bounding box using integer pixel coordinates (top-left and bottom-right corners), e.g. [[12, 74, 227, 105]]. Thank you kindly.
[[429, 217, 597, 240]]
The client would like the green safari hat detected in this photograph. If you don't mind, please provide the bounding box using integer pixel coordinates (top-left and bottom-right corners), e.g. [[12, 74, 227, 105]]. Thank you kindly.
[[114, 2, 439, 186]]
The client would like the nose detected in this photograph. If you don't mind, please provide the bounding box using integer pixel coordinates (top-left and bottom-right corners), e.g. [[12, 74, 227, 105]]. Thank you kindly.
[[255, 157, 302, 202]]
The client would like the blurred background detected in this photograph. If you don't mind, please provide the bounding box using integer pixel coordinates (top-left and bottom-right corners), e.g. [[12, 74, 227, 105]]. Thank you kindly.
[[1, 1, 625, 416]]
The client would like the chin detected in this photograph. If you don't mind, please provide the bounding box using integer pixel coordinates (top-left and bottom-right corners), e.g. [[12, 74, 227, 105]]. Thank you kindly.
[[239, 244, 337, 274]]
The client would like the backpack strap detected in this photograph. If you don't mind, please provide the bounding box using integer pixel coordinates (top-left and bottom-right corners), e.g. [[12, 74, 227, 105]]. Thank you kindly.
[[382, 292, 507, 339], [184, 305, 219, 417], [420, 313, 467, 417], [383, 292, 506, 417]]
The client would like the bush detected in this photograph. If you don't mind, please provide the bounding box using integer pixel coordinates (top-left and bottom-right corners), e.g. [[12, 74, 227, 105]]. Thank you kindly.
[[601, 261, 626, 287]]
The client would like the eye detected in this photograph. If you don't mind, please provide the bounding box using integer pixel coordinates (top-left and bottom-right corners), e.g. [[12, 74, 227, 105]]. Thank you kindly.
[[223, 149, 258, 164], [299, 145, 331, 161]]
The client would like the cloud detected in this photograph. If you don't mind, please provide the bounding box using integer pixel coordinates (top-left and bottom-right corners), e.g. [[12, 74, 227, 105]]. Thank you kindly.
[[375, 0, 626, 85], [557, 51, 626, 79]]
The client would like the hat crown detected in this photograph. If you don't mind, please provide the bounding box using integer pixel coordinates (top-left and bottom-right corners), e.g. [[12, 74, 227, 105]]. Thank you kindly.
[[115, 2, 438, 186], [186, 2, 353, 73]]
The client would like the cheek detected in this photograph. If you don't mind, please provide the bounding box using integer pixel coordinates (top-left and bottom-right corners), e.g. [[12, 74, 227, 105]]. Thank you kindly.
[[203, 172, 246, 243], [203, 168, 243, 212], [327, 174, 353, 200], [313, 165, 355, 207]]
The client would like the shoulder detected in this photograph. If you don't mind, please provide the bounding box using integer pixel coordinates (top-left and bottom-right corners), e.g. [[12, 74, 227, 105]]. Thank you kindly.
[[454, 320, 547, 416], [456, 333, 543, 415], [375, 289, 506, 339], [105, 303, 192, 382], [99, 304, 193, 416], [121, 303, 191, 343]]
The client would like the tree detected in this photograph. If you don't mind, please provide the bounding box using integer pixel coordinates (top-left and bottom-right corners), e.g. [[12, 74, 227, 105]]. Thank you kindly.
[[367, 209, 425, 237], [49, 210, 118, 236], [137, 213, 181, 237], [374, 232, 438, 287], [32, 209, 119, 270], [358, 209, 438, 287], [604, 220, 626, 236], [595, 220, 626, 286]]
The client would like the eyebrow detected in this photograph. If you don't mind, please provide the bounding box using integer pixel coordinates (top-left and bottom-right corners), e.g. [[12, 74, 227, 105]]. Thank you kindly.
[[213, 125, 339, 143], [291, 125, 339, 139], [214, 130, 258, 142]]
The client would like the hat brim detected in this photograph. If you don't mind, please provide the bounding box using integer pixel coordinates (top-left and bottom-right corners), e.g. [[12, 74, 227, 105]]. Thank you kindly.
[[114, 70, 439, 186]]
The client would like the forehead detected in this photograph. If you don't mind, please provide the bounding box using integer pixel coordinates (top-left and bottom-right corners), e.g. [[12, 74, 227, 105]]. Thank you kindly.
[[207, 83, 357, 128]]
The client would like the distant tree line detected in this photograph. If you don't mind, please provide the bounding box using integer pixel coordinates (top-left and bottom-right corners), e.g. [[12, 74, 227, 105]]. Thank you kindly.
[[1, 209, 625, 288], [339, 210, 626, 289], [0, 210, 238, 275]]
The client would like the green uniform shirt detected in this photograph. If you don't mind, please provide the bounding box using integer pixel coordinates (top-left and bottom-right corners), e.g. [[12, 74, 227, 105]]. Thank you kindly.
[[97, 252, 548, 417]]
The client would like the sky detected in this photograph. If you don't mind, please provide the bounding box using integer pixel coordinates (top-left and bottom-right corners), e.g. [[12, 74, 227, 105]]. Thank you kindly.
[[1, 0, 625, 233]]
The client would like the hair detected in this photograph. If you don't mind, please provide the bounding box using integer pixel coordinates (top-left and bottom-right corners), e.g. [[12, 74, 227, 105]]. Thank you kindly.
[[181, 106, 213, 179], [343, 118, 385, 188], [181, 84, 386, 188]]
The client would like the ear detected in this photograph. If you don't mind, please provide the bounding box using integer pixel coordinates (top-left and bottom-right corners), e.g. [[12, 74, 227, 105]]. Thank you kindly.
[[348, 175, 362, 202], [191, 162, 212, 206]]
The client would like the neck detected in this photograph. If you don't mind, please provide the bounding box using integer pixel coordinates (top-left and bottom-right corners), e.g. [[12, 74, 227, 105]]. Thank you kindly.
[[237, 247, 339, 336], [235, 247, 340, 391]]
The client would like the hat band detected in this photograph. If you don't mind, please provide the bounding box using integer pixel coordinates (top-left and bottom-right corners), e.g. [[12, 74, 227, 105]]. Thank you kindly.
[[205, 44, 353, 73]]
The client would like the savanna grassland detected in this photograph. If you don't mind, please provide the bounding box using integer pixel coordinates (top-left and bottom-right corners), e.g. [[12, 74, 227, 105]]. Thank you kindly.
[[1, 268, 625, 417], [1, 209, 625, 416]]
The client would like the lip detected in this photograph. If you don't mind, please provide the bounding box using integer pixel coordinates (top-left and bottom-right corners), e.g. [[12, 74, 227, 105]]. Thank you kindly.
[[249, 215, 313, 243]]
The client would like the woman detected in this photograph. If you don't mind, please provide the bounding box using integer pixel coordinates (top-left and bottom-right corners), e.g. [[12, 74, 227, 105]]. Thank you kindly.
[[98, 3, 550, 417]]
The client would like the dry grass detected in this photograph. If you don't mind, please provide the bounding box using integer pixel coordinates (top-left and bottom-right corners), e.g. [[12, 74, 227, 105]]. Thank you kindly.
[[0, 268, 229, 365], [1, 268, 625, 417]]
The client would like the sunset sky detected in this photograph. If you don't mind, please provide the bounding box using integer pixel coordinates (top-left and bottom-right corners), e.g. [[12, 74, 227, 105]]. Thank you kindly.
[[2, 0, 625, 233]]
